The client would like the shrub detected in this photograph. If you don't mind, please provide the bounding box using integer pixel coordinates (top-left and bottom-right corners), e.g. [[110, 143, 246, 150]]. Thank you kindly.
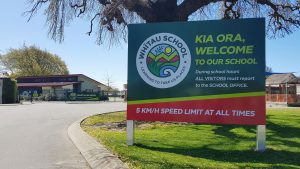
[[99, 95, 109, 101], [2, 78, 17, 104]]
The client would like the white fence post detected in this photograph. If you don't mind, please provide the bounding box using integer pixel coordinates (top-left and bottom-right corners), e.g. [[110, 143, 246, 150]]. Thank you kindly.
[[256, 125, 266, 152], [126, 120, 135, 146]]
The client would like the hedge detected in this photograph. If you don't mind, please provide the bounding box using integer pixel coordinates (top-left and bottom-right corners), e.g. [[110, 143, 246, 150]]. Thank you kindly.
[[2, 78, 17, 104]]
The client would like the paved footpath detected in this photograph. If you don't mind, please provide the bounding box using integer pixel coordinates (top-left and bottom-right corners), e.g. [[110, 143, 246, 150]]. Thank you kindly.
[[0, 102, 126, 169]]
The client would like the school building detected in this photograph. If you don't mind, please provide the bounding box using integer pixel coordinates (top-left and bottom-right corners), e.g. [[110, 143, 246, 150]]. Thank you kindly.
[[266, 73, 300, 106], [17, 74, 109, 100]]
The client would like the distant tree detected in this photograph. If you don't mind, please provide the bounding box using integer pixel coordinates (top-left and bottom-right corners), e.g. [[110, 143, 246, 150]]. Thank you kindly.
[[26, 0, 300, 44], [112, 87, 120, 92], [266, 66, 273, 72], [0, 55, 6, 74], [0, 46, 69, 77], [103, 73, 115, 92]]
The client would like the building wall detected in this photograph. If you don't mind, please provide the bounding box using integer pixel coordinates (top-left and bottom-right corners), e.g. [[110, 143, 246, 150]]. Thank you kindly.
[[42, 86, 52, 91], [266, 84, 299, 104], [62, 84, 73, 90], [0, 79, 3, 104], [266, 84, 296, 94], [16, 75, 108, 95], [297, 85, 300, 95], [78, 76, 109, 92], [266, 94, 297, 103]]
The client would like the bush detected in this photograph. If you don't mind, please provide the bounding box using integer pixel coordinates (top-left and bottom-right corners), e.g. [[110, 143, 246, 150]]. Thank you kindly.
[[2, 78, 17, 104], [99, 95, 109, 101]]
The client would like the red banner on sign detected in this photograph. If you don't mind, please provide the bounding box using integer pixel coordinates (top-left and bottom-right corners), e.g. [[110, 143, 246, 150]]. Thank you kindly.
[[127, 96, 266, 125]]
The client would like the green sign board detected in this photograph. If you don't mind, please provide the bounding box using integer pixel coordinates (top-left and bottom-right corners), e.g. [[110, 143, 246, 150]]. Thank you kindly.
[[68, 92, 100, 101], [128, 19, 265, 125]]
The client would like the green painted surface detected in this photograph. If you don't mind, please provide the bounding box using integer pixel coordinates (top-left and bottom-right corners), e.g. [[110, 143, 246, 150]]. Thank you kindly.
[[128, 91, 265, 105]]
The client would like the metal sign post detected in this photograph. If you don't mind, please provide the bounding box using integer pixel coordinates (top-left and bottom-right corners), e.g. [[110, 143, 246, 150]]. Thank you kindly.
[[126, 120, 135, 145], [255, 125, 266, 152]]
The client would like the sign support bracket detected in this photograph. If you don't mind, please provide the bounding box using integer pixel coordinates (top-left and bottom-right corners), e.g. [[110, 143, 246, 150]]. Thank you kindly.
[[255, 125, 266, 152], [126, 120, 135, 146]]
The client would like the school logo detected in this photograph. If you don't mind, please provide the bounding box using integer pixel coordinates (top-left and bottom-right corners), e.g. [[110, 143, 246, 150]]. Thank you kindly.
[[136, 33, 191, 88]]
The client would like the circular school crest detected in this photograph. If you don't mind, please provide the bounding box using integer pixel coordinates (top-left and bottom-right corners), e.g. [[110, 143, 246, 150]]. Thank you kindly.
[[136, 33, 191, 88]]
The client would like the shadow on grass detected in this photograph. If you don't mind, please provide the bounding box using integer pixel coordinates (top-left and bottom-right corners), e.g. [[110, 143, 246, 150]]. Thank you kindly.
[[135, 143, 300, 167], [134, 119, 300, 167], [207, 114, 300, 148], [266, 121, 300, 138], [128, 155, 199, 169], [213, 124, 255, 139]]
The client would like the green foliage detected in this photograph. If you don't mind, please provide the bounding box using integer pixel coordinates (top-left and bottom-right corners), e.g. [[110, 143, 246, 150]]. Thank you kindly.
[[99, 95, 109, 101], [82, 109, 300, 169], [2, 78, 17, 104], [0, 45, 69, 78]]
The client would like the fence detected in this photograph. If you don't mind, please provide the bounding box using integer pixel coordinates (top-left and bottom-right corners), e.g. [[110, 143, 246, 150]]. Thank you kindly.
[[17, 89, 126, 102], [266, 94, 298, 103]]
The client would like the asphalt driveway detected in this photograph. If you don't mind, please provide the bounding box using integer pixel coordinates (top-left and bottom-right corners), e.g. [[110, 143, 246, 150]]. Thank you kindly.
[[0, 102, 126, 169]]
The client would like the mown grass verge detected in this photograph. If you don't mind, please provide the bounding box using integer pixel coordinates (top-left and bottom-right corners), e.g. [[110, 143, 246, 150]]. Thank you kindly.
[[81, 109, 300, 169]]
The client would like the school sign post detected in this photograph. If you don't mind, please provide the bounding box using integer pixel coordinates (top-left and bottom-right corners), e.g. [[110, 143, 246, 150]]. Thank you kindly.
[[127, 18, 266, 151]]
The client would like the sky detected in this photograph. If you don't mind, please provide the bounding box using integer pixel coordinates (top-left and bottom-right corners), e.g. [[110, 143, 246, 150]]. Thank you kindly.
[[0, 1, 299, 90]]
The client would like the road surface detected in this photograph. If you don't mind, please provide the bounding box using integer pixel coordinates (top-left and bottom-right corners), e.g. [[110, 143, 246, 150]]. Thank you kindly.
[[0, 102, 126, 169]]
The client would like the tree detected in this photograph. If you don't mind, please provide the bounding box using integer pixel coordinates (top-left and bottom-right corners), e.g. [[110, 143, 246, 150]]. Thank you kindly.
[[26, 0, 300, 44], [103, 73, 115, 92], [0, 45, 69, 77]]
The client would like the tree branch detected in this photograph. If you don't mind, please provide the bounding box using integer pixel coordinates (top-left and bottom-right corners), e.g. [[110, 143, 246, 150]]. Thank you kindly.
[[256, 0, 300, 34], [25, 0, 49, 21], [97, 0, 111, 6], [87, 13, 100, 36], [223, 0, 240, 19], [70, 0, 87, 17], [123, 0, 155, 21], [177, 0, 234, 20]]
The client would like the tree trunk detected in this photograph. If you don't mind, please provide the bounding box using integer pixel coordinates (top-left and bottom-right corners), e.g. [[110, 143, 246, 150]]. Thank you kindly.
[[145, 0, 188, 23]]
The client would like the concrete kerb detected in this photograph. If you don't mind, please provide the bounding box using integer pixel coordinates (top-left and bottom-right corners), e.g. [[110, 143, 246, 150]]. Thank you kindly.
[[0, 103, 20, 106], [68, 117, 129, 169]]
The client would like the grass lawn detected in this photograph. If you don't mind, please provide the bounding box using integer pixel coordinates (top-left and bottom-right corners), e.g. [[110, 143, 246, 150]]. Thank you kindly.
[[81, 108, 300, 169]]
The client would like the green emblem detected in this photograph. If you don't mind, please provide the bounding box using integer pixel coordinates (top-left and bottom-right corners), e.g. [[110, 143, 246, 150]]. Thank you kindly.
[[146, 44, 180, 78]]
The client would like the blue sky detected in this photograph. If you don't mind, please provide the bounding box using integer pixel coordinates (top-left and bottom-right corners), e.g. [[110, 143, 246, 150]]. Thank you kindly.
[[0, 1, 299, 89]]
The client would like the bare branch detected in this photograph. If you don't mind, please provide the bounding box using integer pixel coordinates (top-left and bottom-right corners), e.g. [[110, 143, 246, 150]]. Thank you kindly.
[[256, 0, 300, 36], [223, 0, 240, 19], [70, 0, 87, 17], [87, 13, 100, 36], [177, 0, 235, 20], [97, 0, 110, 6], [25, 0, 49, 21], [25, 0, 300, 44]]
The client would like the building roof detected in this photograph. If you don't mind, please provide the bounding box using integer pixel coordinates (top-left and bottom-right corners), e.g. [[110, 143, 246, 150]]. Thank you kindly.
[[77, 74, 107, 87], [17, 74, 106, 87], [17, 74, 79, 80], [17, 74, 107, 87], [266, 73, 300, 85], [18, 82, 80, 87]]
